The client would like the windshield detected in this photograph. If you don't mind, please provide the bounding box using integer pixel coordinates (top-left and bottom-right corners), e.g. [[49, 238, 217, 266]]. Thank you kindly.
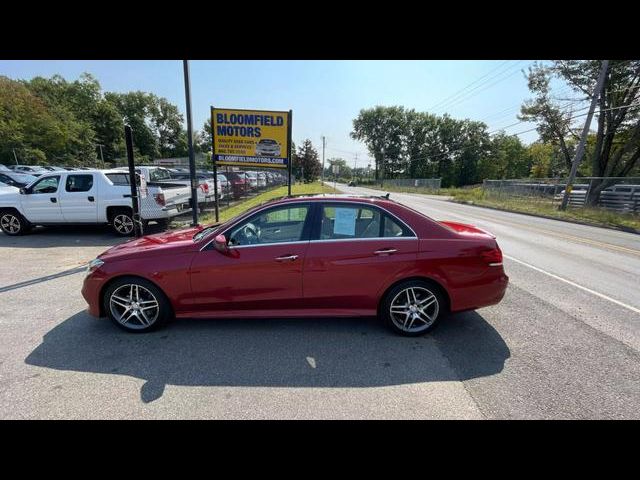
[[193, 202, 274, 243]]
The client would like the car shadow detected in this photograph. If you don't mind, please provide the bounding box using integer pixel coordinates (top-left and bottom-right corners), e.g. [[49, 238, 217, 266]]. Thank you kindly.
[[0, 223, 168, 248], [25, 311, 510, 403]]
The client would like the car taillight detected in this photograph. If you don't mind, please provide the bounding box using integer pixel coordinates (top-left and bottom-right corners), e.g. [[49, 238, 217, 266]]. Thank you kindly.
[[480, 246, 503, 266], [200, 182, 209, 194], [153, 193, 166, 206]]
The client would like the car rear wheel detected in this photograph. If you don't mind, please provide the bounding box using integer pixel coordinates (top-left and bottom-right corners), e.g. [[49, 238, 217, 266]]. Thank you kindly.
[[110, 210, 134, 236], [381, 280, 444, 336], [103, 277, 171, 333], [0, 210, 31, 236]]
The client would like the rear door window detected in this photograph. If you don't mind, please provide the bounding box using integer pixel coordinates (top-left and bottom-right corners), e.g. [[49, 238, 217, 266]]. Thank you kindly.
[[65, 174, 94, 192]]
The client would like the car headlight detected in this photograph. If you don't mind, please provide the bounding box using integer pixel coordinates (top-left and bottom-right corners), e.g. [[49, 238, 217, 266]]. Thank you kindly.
[[86, 258, 104, 274]]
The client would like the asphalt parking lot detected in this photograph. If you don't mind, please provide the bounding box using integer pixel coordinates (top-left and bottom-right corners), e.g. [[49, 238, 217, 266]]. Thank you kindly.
[[1, 190, 639, 418]]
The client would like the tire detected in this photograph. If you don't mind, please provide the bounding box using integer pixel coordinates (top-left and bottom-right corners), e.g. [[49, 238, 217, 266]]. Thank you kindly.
[[0, 210, 31, 236], [109, 209, 135, 236], [103, 276, 172, 333], [380, 280, 446, 336], [155, 218, 170, 231]]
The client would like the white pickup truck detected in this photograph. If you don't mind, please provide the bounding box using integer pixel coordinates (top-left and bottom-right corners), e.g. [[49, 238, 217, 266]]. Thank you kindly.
[[0, 169, 192, 236], [118, 166, 222, 208]]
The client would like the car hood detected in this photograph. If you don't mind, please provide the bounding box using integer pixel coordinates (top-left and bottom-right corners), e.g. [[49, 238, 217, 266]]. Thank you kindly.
[[100, 226, 204, 260]]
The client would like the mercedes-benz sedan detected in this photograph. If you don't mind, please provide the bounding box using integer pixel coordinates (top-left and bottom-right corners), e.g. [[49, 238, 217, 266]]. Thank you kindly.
[[82, 195, 508, 336]]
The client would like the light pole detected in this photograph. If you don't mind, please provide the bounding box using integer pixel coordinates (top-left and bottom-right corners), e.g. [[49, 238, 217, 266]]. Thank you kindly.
[[96, 144, 105, 167], [183, 60, 198, 226]]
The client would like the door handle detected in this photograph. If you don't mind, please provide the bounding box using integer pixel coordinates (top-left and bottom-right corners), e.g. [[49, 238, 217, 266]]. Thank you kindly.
[[50, 197, 57, 203], [275, 254, 298, 262], [374, 248, 397, 255], [88, 196, 95, 202]]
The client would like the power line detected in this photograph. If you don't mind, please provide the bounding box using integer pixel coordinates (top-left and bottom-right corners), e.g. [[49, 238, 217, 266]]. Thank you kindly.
[[437, 63, 528, 113], [428, 60, 512, 111]]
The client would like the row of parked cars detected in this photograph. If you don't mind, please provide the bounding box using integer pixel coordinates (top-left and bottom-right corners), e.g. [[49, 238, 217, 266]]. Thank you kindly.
[[0, 163, 289, 237]]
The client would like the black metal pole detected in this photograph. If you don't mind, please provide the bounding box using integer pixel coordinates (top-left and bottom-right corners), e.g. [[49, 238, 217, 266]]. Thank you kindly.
[[212, 160, 219, 223], [287, 110, 292, 196], [211, 106, 220, 223], [183, 60, 198, 226], [124, 125, 141, 238]]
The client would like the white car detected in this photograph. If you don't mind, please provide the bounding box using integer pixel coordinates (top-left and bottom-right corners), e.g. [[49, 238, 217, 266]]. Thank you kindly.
[[0, 169, 192, 236], [245, 171, 259, 189], [0, 181, 19, 193], [255, 139, 281, 157]]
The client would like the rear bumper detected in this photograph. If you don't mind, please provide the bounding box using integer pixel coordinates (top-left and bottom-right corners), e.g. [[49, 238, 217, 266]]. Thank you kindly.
[[450, 272, 509, 312]]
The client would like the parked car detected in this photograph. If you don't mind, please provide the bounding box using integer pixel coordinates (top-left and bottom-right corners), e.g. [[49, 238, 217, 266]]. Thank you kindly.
[[0, 181, 19, 193], [81, 194, 508, 335], [8, 165, 48, 176], [115, 166, 219, 209], [41, 166, 66, 172], [257, 172, 267, 188], [170, 170, 224, 202], [224, 171, 249, 199], [0, 169, 192, 236], [0, 164, 10, 171], [216, 173, 231, 198], [0, 171, 39, 188], [245, 171, 259, 190]]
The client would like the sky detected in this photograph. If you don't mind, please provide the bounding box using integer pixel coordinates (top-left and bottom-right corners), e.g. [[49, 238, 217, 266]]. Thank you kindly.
[[0, 60, 567, 168]]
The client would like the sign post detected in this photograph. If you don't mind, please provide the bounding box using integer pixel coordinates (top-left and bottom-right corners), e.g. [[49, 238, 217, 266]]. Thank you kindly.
[[211, 107, 292, 201], [124, 125, 143, 238]]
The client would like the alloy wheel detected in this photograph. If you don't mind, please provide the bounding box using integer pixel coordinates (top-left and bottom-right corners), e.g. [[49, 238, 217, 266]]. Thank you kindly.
[[113, 214, 134, 235], [109, 284, 160, 330], [389, 286, 439, 333], [0, 214, 21, 234]]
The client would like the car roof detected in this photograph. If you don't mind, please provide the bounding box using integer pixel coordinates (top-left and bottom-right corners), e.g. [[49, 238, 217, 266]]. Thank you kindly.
[[257, 193, 397, 208]]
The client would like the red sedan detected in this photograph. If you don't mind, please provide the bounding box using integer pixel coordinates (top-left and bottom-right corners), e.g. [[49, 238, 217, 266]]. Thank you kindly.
[[82, 195, 508, 336]]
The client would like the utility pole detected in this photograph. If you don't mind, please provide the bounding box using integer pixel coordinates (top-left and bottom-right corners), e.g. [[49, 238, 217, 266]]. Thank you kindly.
[[354, 153, 358, 181], [560, 60, 609, 211], [96, 144, 104, 162], [321, 136, 326, 184], [183, 60, 199, 226]]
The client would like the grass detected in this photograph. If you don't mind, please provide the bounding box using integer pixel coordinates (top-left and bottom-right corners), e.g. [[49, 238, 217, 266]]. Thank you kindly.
[[198, 181, 338, 224], [364, 183, 640, 232]]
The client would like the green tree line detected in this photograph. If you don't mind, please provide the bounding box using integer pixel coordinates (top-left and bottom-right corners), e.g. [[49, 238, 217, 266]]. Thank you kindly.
[[0, 73, 203, 167], [351, 60, 640, 190]]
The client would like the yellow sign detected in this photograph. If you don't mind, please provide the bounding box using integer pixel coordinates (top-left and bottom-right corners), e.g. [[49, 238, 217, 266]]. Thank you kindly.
[[212, 107, 290, 169]]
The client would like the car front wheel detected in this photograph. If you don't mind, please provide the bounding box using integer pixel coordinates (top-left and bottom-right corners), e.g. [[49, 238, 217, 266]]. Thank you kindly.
[[103, 277, 171, 332], [381, 280, 445, 336], [0, 211, 31, 236]]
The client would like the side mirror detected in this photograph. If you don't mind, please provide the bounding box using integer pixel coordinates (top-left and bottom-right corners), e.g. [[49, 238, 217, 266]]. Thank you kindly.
[[213, 234, 228, 252], [19, 187, 26, 195]]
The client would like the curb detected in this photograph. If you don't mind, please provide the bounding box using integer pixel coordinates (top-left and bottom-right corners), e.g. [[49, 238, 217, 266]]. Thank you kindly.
[[451, 200, 640, 235]]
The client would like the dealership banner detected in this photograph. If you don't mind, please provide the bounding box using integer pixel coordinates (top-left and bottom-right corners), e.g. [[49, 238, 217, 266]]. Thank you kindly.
[[211, 107, 290, 169]]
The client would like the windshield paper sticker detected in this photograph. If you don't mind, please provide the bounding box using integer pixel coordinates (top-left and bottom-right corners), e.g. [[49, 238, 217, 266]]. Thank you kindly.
[[334, 208, 356, 236]]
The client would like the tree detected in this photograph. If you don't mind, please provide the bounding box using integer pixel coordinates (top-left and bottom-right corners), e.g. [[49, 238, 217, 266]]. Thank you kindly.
[[0, 76, 80, 164], [479, 133, 529, 180], [351, 106, 406, 181], [294, 139, 321, 182], [520, 60, 640, 204], [325, 157, 352, 179]]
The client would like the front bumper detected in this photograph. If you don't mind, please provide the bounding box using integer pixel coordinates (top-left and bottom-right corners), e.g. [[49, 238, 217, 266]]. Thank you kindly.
[[81, 270, 106, 317]]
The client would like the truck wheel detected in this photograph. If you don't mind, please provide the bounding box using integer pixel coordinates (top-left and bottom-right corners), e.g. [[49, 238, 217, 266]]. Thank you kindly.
[[0, 210, 31, 236], [109, 209, 135, 236], [155, 219, 170, 230]]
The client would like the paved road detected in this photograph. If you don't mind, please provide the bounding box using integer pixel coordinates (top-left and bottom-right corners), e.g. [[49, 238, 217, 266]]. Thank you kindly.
[[0, 189, 639, 419]]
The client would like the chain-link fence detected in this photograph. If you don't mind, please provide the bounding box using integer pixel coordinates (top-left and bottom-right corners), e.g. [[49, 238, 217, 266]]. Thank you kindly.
[[483, 177, 640, 214], [381, 178, 442, 190]]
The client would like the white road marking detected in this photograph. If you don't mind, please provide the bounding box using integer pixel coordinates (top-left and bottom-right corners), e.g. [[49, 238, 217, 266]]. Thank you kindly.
[[504, 254, 640, 315]]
